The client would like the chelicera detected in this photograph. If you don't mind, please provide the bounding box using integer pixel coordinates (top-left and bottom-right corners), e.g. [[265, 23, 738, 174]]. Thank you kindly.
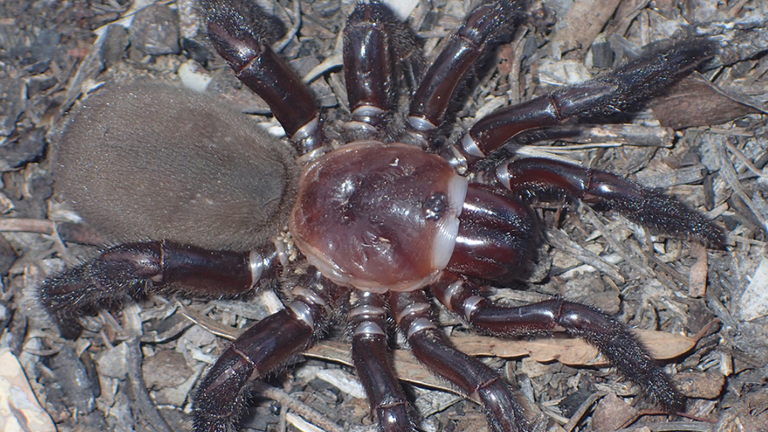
[[40, 0, 726, 431]]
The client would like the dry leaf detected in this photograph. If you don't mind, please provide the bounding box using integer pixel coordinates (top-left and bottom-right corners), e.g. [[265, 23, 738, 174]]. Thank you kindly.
[[651, 74, 764, 129], [302, 329, 699, 393], [185, 304, 700, 392]]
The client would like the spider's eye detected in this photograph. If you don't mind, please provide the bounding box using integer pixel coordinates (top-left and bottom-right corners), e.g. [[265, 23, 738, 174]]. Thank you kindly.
[[424, 192, 447, 221]]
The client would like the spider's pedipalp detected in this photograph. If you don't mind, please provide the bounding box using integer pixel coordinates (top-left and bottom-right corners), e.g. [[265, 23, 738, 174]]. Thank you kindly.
[[498, 158, 726, 247]]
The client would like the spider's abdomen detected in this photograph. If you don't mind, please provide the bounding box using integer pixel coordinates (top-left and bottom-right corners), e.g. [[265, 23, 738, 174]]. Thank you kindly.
[[289, 143, 468, 293], [55, 82, 299, 251]]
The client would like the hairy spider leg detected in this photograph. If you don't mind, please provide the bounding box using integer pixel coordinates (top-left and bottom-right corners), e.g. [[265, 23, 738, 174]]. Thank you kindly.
[[350, 292, 416, 432], [456, 38, 718, 165], [343, 0, 423, 136], [406, 0, 529, 149], [391, 289, 531, 432], [344, 0, 530, 148], [193, 270, 349, 432], [40, 241, 275, 340], [430, 273, 685, 413], [202, 0, 324, 154], [496, 158, 726, 247]]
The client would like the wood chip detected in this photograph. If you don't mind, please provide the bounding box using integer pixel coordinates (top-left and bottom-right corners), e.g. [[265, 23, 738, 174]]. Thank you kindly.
[[688, 242, 709, 298], [0, 349, 56, 432]]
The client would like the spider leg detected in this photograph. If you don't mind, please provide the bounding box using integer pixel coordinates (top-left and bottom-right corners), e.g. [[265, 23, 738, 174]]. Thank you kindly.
[[39, 241, 276, 340], [430, 273, 686, 413], [494, 157, 725, 246], [390, 289, 531, 432], [457, 38, 718, 164], [194, 271, 348, 432], [350, 291, 416, 431], [343, 0, 422, 139], [405, 0, 528, 149], [200, 0, 323, 154]]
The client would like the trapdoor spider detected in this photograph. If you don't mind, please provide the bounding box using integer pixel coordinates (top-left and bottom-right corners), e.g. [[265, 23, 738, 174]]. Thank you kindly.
[[40, 0, 726, 431]]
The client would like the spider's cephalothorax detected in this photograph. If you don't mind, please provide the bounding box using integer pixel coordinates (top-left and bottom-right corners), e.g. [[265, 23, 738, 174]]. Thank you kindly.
[[40, 0, 725, 431]]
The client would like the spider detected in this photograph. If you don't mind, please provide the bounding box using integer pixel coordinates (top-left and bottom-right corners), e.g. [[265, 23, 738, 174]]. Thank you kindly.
[[39, 0, 726, 431]]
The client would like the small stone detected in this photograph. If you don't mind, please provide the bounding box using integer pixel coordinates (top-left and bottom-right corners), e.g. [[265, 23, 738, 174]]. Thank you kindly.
[[95, 342, 130, 379], [674, 371, 725, 399], [591, 393, 637, 432], [142, 350, 193, 389], [130, 4, 180, 56], [520, 356, 561, 379]]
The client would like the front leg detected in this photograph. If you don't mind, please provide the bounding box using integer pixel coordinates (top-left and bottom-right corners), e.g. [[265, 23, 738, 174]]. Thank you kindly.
[[455, 38, 717, 164], [431, 273, 685, 413]]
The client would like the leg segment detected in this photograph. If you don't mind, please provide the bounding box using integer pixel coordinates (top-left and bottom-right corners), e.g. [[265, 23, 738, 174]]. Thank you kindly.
[[390, 290, 529, 432], [430, 273, 685, 413], [343, 1, 422, 138], [494, 157, 725, 246], [404, 0, 528, 149], [200, 0, 323, 154], [39, 241, 276, 339], [455, 39, 717, 165], [350, 292, 415, 432], [194, 271, 349, 432]]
